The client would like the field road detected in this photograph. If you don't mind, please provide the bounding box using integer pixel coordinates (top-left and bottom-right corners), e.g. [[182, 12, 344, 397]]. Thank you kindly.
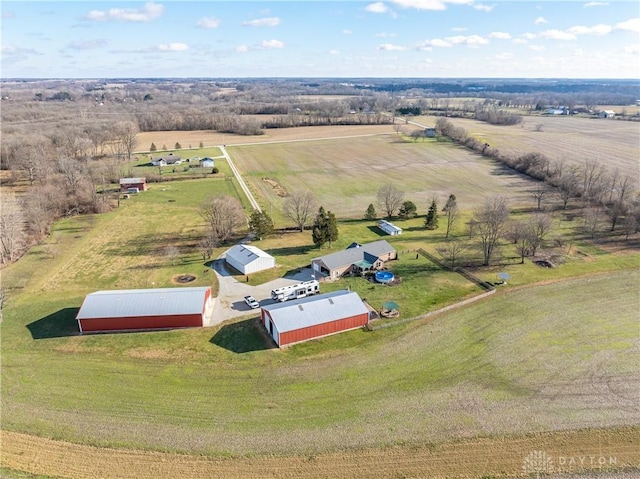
[[2, 427, 638, 479], [221, 145, 261, 212]]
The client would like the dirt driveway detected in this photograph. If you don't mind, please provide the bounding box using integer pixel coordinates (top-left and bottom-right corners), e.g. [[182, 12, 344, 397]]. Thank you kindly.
[[205, 256, 315, 326]]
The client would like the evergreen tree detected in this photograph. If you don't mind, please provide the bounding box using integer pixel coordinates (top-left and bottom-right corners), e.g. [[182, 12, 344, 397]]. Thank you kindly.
[[248, 210, 274, 240], [175, 142, 182, 150], [399, 200, 417, 219], [364, 203, 377, 220], [312, 207, 328, 247], [425, 199, 439, 230], [150, 142, 157, 152], [327, 211, 339, 247]]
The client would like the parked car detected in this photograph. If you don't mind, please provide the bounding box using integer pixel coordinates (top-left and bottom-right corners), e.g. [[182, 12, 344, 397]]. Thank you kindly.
[[244, 295, 260, 309]]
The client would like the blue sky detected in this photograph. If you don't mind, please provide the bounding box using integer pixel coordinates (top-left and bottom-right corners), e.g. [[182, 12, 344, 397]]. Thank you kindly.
[[1, 1, 639, 78]]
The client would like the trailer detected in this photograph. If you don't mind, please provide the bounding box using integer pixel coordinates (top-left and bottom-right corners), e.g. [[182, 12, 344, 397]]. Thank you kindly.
[[271, 280, 320, 302]]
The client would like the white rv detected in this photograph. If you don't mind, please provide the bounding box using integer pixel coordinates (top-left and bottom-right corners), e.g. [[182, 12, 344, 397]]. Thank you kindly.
[[271, 280, 320, 302]]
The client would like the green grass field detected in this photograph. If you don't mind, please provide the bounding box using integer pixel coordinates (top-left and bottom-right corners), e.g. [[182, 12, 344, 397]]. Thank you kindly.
[[1, 127, 639, 464]]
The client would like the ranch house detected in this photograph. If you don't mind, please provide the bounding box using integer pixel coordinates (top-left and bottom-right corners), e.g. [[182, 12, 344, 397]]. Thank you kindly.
[[311, 240, 397, 281], [151, 153, 182, 166]]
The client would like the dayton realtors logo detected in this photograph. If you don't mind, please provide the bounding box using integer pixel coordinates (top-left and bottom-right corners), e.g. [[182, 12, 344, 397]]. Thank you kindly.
[[522, 450, 554, 477], [522, 450, 618, 476]]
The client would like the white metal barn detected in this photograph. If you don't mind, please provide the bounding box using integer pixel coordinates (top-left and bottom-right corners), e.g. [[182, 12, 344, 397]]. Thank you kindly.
[[225, 244, 275, 275], [377, 219, 402, 236]]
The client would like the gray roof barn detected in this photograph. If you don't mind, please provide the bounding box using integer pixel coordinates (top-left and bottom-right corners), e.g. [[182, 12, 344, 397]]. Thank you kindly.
[[262, 290, 368, 333], [76, 287, 211, 319]]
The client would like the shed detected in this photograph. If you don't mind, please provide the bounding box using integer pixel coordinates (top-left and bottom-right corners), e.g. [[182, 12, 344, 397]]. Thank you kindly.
[[424, 127, 437, 137], [225, 244, 275, 275], [260, 290, 369, 347], [377, 219, 402, 236], [119, 177, 147, 192], [199, 157, 215, 168], [76, 287, 212, 333], [599, 110, 615, 119]]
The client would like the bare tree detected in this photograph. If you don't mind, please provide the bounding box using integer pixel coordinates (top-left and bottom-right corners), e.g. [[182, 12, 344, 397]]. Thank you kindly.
[[557, 172, 579, 209], [580, 159, 606, 206], [531, 184, 549, 211], [377, 184, 405, 219], [0, 192, 25, 264], [116, 121, 139, 161], [473, 195, 510, 266], [436, 239, 468, 269], [198, 236, 214, 262], [526, 213, 553, 256], [443, 195, 459, 238], [283, 190, 317, 232], [583, 207, 605, 239], [510, 220, 532, 264], [200, 195, 245, 245]]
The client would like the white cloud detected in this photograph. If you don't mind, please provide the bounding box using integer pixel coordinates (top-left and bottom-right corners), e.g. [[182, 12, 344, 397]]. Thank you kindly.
[[196, 16, 220, 29], [1, 45, 39, 55], [329, 49, 340, 55], [377, 43, 406, 51], [66, 39, 108, 50], [534, 16, 547, 25], [418, 38, 453, 48], [343, 29, 353, 35], [1, 11, 14, 19], [446, 34, 489, 45], [624, 43, 640, 54], [529, 45, 546, 51], [567, 24, 612, 36], [494, 52, 513, 60], [584, 2, 608, 7], [512, 38, 528, 44], [390, 0, 474, 11], [489, 31, 511, 39], [85, 1, 164, 22], [615, 18, 640, 34], [242, 17, 281, 27], [157, 43, 189, 52], [521, 33, 537, 40], [261, 39, 284, 49], [473, 4, 494, 12], [452, 27, 467, 32], [236, 45, 249, 53], [376, 32, 396, 38], [538, 29, 576, 40], [366, 2, 389, 13]]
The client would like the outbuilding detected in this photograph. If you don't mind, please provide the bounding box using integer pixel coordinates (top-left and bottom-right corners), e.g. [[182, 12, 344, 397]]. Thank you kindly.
[[119, 177, 147, 192], [76, 287, 212, 333], [199, 157, 215, 167], [260, 290, 370, 347], [225, 244, 275, 275], [377, 219, 402, 236]]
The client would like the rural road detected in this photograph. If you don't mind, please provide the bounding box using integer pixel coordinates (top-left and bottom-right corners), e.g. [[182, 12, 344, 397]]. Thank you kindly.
[[220, 145, 261, 212]]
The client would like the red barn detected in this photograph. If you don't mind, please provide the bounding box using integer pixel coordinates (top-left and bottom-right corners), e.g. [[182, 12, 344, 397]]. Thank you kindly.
[[260, 290, 370, 347], [76, 287, 212, 333], [119, 177, 147, 192]]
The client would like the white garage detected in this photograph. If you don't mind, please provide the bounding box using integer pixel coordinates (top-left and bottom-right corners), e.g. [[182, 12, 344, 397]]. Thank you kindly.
[[225, 244, 275, 275]]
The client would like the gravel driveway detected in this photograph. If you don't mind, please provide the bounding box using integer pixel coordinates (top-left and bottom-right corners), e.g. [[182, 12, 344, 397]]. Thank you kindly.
[[205, 257, 316, 326]]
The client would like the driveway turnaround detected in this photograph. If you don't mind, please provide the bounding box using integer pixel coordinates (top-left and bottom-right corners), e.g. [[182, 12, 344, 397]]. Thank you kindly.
[[207, 257, 316, 326]]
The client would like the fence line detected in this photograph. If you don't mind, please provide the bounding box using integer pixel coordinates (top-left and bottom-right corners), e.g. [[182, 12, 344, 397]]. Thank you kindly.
[[370, 248, 496, 330]]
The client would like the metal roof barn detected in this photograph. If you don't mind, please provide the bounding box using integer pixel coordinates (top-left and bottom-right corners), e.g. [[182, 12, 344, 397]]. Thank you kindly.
[[260, 290, 370, 347], [225, 244, 275, 275], [76, 287, 212, 333]]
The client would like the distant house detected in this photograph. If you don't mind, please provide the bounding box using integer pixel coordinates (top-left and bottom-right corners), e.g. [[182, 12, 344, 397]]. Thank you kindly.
[[260, 290, 370, 347], [119, 177, 147, 192], [424, 127, 437, 137], [225, 244, 275, 275], [544, 108, 568, 115], [199, 157, 215, 168], [599, 110, 615, 119], [377, 219, 402, 236], [151, 153, 181, 166], [311, 239, 397, 281]]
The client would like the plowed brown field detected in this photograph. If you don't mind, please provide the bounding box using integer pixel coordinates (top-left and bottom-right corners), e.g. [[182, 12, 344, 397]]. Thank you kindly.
[[2, 428, 638, 479]]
